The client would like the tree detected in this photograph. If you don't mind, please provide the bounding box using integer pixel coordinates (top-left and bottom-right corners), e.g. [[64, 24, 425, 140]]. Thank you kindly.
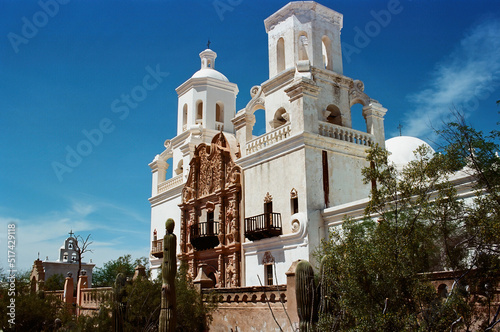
[[174, 261, 217, 331], [75, 233, 93, 280], [44, 273, 65, 291], [317, 111, 500, 331], [122, 275, 161, 331], [73, 257, 216, 331], [92, 254, 149, 287], [0, 270, 72, 331]]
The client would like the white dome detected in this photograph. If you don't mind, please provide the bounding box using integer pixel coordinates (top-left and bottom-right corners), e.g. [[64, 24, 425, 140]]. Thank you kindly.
[[385, 136, 435, 169], [191, 68, 229, 82]]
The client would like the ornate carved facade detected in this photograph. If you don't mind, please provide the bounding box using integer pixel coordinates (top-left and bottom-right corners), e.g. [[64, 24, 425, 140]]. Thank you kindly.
[[178, 133, 242, 288]]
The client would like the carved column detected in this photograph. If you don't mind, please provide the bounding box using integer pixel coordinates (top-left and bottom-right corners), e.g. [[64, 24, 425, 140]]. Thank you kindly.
[[229, 194, 240, 244], [233, 252, 240, 287], [217, 254, 224, 288], [149, 158, 168, 196], [179, 209, 186, 253]]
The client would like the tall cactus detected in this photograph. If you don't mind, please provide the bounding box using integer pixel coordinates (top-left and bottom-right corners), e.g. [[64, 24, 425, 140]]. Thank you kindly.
[[159, 218, 177, 332], [295, 260, 318, 332]]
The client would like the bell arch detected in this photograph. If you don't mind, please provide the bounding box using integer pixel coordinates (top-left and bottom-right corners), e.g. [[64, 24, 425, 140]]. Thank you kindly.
[[298, 32, 309, 61], [277, 37, 285, 72], [325, 104, 342, 126], [271, 107, 288, 129], [322, 35, 332, 70], [182, 103, 188, 130]]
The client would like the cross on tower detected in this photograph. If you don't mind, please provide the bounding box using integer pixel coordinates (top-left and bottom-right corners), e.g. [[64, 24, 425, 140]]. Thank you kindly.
[[207, 39, 211, 49], [69, 230, 74, 237], [397, 122, 403, 136]]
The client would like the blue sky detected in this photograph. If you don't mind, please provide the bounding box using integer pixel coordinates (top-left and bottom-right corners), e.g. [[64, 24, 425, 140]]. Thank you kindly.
[[1, 0, 499, 273]]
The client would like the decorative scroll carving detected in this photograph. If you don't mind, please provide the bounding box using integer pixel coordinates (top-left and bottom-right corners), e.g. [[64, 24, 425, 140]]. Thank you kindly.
[[246, 86, 265, 113], [349, 79, 370, 107]]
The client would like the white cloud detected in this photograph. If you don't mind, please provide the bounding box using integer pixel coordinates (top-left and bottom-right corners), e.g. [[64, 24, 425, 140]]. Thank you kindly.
[[402, 18, 500, 138]]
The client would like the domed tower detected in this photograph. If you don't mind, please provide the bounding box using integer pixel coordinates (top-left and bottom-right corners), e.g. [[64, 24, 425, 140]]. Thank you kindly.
[[176, 48, 239, 135], [149, 47, 239, 279], [149, 47, 239, 196]]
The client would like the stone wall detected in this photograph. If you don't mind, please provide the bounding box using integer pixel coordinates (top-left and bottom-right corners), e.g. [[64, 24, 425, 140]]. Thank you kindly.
[[205, 285, 298, 332]]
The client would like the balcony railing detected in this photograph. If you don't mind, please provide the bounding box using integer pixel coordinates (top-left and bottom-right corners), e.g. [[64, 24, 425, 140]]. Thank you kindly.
[[190, 221, 220, 251], [157, 174, 184, 194], [318, 121, 374, 146], [151, 239, 163, 258], [246, 124, 292, 155], [244, 212, 282, 241]]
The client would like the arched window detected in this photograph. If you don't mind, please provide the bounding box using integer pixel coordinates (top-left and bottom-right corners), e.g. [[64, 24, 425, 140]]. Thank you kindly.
[[438, 284, 448, 298], [277, 37, 285, 73], [326, 104, 342, 126], [322, 35, 332, 70], [290, 188, 298, 214], [31, 276, 37, 293], [216, 102, 224, 122], [196, 100, 203, 123], [252, 108, 266, 137], [298, 32, 309, 61], [350, 103, 367, 132], [265, 264, 273, 286], [183, 104, 188, 130], [271, 108, 288, 129], [165, 157, 173, 180], [63, 252, 68, 261], [175, 159, 183, 175]]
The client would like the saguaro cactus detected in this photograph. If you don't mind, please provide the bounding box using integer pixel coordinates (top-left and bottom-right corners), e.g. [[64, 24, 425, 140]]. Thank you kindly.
[[295, 260, 318, 332], [159, 218, 177, 332]]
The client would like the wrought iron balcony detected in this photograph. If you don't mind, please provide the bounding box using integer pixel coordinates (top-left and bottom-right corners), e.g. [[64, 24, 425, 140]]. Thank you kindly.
[[151, 239, 163, 258], [244, 212, 282, 241], [190, 221, 220, 251]]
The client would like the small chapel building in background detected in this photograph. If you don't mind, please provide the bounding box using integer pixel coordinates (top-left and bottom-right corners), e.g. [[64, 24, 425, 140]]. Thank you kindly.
[[30, 231, 95, 292]]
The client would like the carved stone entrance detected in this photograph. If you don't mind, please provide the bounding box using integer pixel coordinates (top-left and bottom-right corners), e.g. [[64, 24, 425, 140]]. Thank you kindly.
[[178, 133, 242, 288]]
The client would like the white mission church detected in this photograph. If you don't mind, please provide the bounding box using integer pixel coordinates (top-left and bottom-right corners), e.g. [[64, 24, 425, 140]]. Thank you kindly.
[[148, 1, 434, 288]]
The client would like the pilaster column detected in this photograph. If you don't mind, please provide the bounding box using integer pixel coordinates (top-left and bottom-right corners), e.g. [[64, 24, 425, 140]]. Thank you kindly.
[[149, 158, 168, 196], [232, 112, 255, 157], [76, 271, 88, 316], [63, 273, 74, 312], [363, 101, 387, 147], [284, 77, 321, 133]]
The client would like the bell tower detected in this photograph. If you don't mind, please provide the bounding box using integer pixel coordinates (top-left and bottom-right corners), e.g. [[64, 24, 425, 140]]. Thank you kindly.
[[264, 1, 344, 78]]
